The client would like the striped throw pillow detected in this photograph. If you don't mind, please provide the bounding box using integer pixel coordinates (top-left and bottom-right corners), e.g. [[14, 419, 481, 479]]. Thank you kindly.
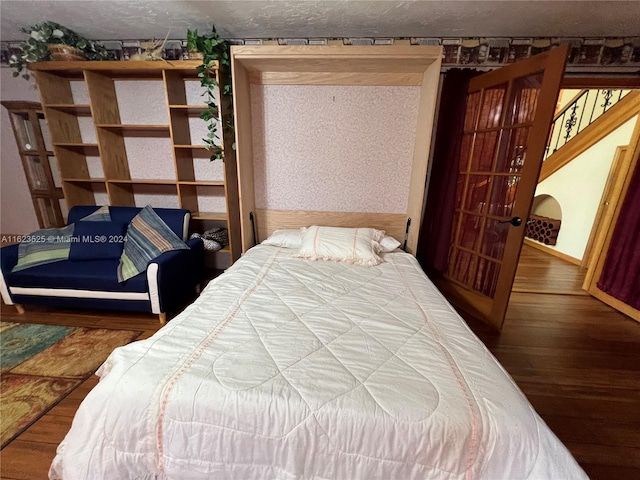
[[117, 206, 188, 282], [12, 224, 75, 272], [80, 205, 111, 221]]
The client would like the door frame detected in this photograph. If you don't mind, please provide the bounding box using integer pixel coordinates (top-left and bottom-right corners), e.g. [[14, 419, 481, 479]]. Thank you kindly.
[[581, 116, 640, 322]]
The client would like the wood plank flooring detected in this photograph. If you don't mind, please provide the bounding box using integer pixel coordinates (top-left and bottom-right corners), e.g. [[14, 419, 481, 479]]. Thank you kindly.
[[1, 245, 639, 479]]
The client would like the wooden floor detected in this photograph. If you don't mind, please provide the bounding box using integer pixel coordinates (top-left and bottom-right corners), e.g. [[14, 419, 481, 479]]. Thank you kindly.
[[1, 245, 639, 479]]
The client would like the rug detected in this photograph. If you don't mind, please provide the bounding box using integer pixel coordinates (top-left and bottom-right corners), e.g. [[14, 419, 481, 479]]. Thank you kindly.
[[0, 321, 141, 448]]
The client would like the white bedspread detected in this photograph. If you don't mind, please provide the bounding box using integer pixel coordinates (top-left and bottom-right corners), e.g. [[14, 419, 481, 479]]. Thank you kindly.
[[50, 245, 586, 480]]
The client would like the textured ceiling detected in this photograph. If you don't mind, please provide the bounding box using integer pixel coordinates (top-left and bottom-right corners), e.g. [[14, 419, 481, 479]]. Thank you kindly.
[[1, 0, 639, 42]]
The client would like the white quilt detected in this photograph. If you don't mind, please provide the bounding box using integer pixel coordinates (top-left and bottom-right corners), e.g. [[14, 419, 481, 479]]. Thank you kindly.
[[50, 245, 586, 480]]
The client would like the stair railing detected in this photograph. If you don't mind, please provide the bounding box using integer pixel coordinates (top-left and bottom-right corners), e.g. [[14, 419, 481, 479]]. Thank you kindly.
[[544, 89, 630, 160]]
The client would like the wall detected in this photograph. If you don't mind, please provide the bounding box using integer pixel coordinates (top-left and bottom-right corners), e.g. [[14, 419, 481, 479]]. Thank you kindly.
[[534, 115, 637, 260], [250, 84, 420, 213], [0, 68, 40, 234]]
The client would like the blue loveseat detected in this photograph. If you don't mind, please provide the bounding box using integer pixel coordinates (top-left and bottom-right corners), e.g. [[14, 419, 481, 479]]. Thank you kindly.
[[0, 206, 204, 323]]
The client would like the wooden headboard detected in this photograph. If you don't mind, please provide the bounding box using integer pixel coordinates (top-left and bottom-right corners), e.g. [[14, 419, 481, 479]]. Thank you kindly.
[[231, 45, 442, 256], [253, 209, 408, 246]]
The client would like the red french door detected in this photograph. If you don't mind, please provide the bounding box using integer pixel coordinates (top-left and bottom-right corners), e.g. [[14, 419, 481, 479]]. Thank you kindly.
[[438, 46, 568, 330]]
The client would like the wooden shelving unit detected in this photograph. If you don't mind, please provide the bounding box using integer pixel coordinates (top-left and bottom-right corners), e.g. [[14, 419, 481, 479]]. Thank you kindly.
[[1, 100, 66, 228], [30, 60, 241, 263]]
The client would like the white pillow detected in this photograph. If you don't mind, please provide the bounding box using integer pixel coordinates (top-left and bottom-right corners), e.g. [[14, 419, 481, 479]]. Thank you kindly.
[[293, 226, 384, 266], [379, 235, 401, 253], [261, 229, 302, 249]]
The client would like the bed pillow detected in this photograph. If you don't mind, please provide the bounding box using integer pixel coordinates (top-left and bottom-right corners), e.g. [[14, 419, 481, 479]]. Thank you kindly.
[[293, 226, 384, 266], [11, 224, 75, 272], [79, 205, 111, 221], [262, 229, 302, 249], [117, 206, 189, 282], [379, 235, 402, 253], [69, 221, 128, 261]]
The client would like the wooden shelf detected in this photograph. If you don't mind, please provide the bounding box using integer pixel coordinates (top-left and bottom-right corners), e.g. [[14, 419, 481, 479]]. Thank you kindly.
[[96, 124, 170, 136], [192, 211, 227, 221], [20, 149, 54, 156], [29, 60, 215, 79], [54, 143, 100, 154], [169, 105, 210, 116], [1, 101, 66, 228], [175, 145, 222, 158], [44, 104, 92, 116], [178, 181, 225, 186], [174, 144, 222, 150], [107, 179, 176, 185], [64, 177, 106, 183]]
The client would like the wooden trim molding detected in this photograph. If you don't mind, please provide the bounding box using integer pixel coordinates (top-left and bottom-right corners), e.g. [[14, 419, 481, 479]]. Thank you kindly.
[[523, 238, 581, 266], [581, 146, 627, 268], [589, 288, 640, 322], [561, 76, 640, 89]]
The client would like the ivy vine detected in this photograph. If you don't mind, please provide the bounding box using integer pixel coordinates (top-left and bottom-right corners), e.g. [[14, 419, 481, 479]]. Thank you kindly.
[[187, 25, 232, 161]]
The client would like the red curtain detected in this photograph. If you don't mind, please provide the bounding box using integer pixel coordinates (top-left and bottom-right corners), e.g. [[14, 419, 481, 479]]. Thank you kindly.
[[597, 154, 640, 309], [417, 69, 480, 275]]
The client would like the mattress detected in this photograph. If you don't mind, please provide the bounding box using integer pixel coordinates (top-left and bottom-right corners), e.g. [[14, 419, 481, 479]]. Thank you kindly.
[[49, 245, 586, 479]]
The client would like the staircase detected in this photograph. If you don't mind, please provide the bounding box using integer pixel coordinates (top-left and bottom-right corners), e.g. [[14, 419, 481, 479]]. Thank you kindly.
[[539, 89, 640, 182]]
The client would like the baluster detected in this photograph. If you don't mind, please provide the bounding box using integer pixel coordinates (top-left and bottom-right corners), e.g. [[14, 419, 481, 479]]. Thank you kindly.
[[553, 112, 564, 153], [601, 89, 614, 113], [563, 102, 579, 144], [577, 90, 588, 136]]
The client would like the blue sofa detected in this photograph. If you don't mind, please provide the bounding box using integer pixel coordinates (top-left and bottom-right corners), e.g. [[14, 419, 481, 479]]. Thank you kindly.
[[0, 206, 204, 323]]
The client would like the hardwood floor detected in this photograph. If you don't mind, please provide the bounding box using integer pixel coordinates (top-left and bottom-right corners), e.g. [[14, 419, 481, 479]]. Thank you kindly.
[[1, 245, 639, 479], [512, 243, 587, 295], [466, 246, 640, 479]]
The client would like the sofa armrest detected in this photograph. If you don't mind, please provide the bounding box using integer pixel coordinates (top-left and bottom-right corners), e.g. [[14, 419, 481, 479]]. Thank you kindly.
[[146, 238, 204, 314], [0, 244, 19, 305]]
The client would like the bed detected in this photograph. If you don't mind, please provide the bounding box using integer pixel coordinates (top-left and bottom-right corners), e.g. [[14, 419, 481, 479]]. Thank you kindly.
[[49, 226, 586, 480]]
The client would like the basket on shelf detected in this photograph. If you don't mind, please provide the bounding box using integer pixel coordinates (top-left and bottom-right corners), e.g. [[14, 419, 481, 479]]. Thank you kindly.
[[48, 44, 86, 61]]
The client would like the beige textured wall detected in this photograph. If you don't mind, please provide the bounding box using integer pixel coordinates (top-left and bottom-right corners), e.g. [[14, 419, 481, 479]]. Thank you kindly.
[[251, 84, 421, 214]]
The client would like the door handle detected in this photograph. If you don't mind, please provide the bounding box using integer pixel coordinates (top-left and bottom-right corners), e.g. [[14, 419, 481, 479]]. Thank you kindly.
[[499, 216, 522, 227]]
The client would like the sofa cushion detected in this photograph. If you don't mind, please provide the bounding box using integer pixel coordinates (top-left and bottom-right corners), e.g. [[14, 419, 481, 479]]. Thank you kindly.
[[69, 221, 128, 261], [12, 224, 75, 273], [9, 259, 148, 293], [117, 206, 189, 282]]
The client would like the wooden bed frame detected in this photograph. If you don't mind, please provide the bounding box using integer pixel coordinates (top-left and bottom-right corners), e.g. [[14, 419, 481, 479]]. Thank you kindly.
[[231, 45, 442, 255], [253, 209, 408, 247]]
